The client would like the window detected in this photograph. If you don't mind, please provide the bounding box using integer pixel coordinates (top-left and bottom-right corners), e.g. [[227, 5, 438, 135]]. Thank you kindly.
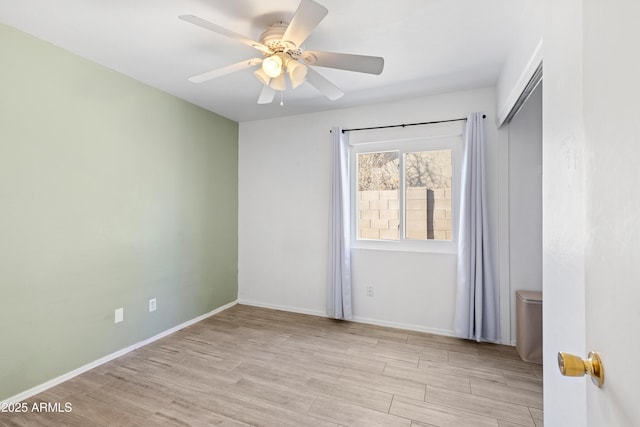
[[357, 151, 400, 240], [404, 149, 452, 240], [351, 132, 461, 252]]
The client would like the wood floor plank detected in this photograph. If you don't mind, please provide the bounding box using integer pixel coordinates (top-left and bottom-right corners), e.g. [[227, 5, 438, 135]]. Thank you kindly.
[[448, 351, 537, 377], [406, 334, 482, 355], [374, 339, 451, 365], [390, 395, 499, 427], [312, 350, 387, 374], [530, 408, 544, 426], [309, 395, 412, 426], [503, 373, 544, 393], [86, 380, 173, 414], [278, 334, 354, 354], [6, 305, 542, 426], [348, 343, 420, 366], [233, 358, 343, 385], [339, 368, 426, 401], [60, 392, 150, 426], [426, 385, 535, 426], [411, 421, 439, 427], [305, 376, 394, 412], [498, 421, 532, 427], [531, 364, 544, 379], [418, 359, 507, 383], [383, 363, 472, 393], [152, 399, 252, 427], [183, 388, 338, 427], [346, 323, 410, 343], [470, 378, 544, 410], [227, 377, 317, 412]]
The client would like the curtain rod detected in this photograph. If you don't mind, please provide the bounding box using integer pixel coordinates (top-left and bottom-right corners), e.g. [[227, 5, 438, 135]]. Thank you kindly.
[[333, 114, 486, 134]]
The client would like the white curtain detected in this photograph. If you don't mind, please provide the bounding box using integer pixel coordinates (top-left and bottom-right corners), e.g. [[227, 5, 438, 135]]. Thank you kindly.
[[454, 113, 499, 342], [327, 127, 352, 320]]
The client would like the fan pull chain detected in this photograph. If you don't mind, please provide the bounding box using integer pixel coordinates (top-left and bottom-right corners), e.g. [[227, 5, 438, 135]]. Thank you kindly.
[[280, 91, 284, 107]]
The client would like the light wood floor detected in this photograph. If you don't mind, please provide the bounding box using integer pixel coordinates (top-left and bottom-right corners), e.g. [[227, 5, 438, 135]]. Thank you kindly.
[[1, 305, 543, 426]]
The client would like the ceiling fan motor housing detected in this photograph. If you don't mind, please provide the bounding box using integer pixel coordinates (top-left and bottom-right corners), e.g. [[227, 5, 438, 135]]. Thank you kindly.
[[260, 22, 303, 59]]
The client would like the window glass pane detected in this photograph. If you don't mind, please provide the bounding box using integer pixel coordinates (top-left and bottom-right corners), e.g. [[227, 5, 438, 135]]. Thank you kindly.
[[405, 150, 452, 240], [357, 151, 399, 240]]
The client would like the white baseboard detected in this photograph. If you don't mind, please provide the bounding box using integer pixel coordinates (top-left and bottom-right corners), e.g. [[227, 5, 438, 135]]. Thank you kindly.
[[350, 315, 458, 338], [238, 299, 460, 339], [1, 300, 237, 405], [237, 298, 327, 318], [351, 316, 514, 346], [238, 299, 514, 347]]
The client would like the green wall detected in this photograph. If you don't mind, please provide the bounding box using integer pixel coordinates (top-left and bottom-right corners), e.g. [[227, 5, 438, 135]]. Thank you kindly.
[[0, 24, 238, 400]]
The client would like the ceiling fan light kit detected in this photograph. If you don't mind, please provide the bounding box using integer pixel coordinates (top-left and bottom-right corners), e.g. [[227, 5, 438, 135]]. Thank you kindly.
[[179, 0, 384, 105], [269, 73, 287, 91], [262, 55, 283, 78], [287, 60, 307, 89], [253, 67, 271, 86]]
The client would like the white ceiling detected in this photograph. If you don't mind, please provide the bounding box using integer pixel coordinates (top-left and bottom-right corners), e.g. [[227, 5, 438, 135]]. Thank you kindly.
[[0, 0, 530, 122]]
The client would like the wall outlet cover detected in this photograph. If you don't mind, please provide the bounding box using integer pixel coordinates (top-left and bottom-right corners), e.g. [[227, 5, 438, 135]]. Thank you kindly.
[[149, 298, 157, 312], [114, 307, 124, 323]]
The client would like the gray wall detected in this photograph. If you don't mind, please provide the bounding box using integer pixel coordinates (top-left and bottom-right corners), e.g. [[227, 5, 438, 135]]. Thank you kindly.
[[507, 84, 543, 340], [0, 24, 239, 400]]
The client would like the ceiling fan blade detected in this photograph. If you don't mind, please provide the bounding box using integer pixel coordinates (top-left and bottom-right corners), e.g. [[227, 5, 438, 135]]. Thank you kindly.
[[305, 67, 344, 101], [302, 51, 384, 75], [281, 0, 328, 48], [188, 58, 262, 83], [179, 14, 271, 54], [257, 85, 277, 104]]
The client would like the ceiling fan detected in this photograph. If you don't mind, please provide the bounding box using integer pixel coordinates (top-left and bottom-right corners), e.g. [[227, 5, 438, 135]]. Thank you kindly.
[[179, 0, 384, 105]]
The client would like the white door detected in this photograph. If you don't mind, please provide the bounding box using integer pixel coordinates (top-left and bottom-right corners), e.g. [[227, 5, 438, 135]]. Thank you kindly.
[[544, 1, 640, 425], [582, 1, 640, 425]]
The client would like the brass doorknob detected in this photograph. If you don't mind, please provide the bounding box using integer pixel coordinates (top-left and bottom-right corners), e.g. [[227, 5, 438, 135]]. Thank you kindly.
[[557, 351, 604, 387]]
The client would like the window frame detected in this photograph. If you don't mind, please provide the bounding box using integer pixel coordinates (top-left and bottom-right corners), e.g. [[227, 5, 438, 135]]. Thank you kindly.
[[350, 134, 462, 254]]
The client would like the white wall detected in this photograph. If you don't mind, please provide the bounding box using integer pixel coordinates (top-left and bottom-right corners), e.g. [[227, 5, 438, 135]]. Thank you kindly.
[[506, 84, 543, 341], [496, 0, 543, 126], [239, 87, 512, 342]]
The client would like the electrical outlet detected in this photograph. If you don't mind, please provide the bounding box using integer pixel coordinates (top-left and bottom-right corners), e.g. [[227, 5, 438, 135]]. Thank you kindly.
[[114, 307, 124, 324], [366, 285, 374, 297], [149, 298, 157, 312]]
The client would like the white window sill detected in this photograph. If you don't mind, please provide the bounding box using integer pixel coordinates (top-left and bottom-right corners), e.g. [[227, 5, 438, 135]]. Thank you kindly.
[[351, 239, 457, 255]]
